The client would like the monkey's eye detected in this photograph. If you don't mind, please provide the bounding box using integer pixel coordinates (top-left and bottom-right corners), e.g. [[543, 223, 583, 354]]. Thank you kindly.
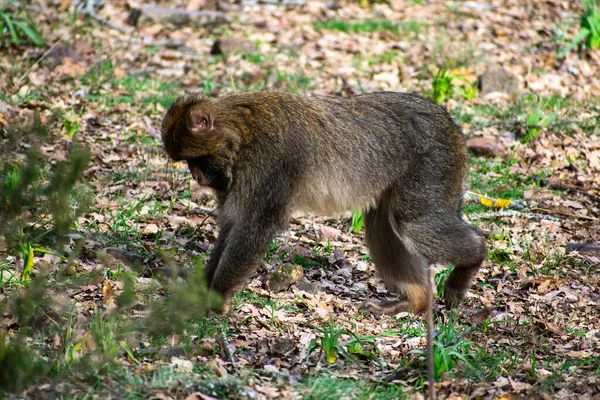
[[199, 118, 208, 129]]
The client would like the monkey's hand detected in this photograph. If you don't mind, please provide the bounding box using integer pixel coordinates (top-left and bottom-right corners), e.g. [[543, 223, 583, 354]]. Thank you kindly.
[[207, 294, 231, 316]]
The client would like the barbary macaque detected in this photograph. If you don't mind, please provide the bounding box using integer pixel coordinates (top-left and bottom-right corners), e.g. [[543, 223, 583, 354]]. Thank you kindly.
[[161, 91, 487, 314]]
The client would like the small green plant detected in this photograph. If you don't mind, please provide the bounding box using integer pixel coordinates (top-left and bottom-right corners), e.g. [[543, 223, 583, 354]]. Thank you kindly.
[[196, 315, 226, 341], [314, 19, 421, 35], [264, 298, 281, 328], [522, 107, 556, 143], [557, 0, 600, 58], [58, 109, 82, 138], [457, 80, 478, 102], [1, 115, 92, 268], [431, 68, 454, 104], [243, 52, 265, 65], [434, 266, 454, 297], [313, 239, 332, 257], [0, 4, 45, 48], [350, 210, 364, 233], [413, 317, 475, 380], [146, 261, 219, 336], [0, 329, 50, 391], [307, 322, 347, 364], [307, 322, 377, 365], [203, 79, 216, 96], [431, 67, 478, 104], [434, 321, 475, 379], [90, 307, 137, 363]]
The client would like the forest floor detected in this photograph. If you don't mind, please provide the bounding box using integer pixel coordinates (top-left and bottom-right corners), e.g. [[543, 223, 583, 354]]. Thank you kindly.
[[1, 0, 599, 398]]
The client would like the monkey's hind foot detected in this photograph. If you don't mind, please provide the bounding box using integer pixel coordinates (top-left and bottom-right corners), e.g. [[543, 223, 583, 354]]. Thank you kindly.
[[443, 286, 467, 310], [364, 299, 412, 315]]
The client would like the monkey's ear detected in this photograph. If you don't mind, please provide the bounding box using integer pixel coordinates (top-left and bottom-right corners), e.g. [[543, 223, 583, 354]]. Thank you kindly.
[[188, 109, 213, 133]]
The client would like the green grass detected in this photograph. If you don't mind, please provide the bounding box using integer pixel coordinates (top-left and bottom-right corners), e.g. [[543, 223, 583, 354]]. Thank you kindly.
[[464, 344, 522, 382], [233, 288, 271, 308], [301, 376, 407, 399], [81, 60, 182, 111], [412, 316, 477, 380], [467, 157, 527, 200], [394, 318, 426, 337], [243, 52, 266, 65], [0, 4, 45, 48], [350, 210, 364, 233], [0, 116, 92, 266], [314, 19, 422, 35], [354, 50, 403, 71], [275, 71, 313, 93], [557, 0, 600, 58], [453, 93, 585, 138]]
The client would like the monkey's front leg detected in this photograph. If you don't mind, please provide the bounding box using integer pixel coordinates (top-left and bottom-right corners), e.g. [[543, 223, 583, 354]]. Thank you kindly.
[[210, 218, 283, 314], [203, 220, 233, 288]]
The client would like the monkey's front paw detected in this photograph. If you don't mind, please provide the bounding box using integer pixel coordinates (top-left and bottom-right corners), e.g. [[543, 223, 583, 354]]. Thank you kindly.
[[364, 299, 411, 315], [207, 294, 231, 316]]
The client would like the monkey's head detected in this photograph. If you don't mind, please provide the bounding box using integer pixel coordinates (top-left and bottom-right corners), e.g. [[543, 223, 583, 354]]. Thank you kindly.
[[161, 93, 243, 191]]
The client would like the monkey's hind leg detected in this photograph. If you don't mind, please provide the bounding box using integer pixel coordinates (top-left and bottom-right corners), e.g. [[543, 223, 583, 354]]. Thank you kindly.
[[363, 204, 428, 314], [402, 213, 487, 309]]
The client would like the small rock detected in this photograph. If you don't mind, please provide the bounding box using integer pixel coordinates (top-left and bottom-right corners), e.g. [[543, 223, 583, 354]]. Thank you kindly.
[[170, 356, 194, 372], [205, 358, 228, 377], [270, 337, 295, 355], [142, 223, 159, 235], [295, 277, 325, 294], [566, 242, 600, 256], [127, 6, 230, 28], [41, 42, 73, 70], [263, 364, 279, 373], [332, 268, 352, 281], [266, 263, 304, 292], [257, 337, 295, 356], [355, 261, 369, 272], [293, 245, 313, 260], [210, 38, 257, 56], [103, 247, 146, 265], [466, 136, 506, 157], [197, 338, 217, 356], [319, 225, 341, 241], [478, 66, 519, 95], [350, 282, 369, 297]]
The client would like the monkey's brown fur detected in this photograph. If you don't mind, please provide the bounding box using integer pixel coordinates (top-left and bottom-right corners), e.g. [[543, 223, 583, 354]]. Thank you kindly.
[[162, 91, 486, 314]]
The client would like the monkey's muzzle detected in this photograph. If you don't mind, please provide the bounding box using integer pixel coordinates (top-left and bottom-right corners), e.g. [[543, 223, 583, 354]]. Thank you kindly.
[[187, 158, 211, 187]]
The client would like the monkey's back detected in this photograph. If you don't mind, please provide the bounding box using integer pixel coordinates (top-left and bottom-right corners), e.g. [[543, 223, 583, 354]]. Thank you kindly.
[[282, 92, 467, 216]]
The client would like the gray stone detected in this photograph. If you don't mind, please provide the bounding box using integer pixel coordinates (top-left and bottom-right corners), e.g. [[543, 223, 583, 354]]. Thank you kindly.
[[127, 6, 230, 28], [479, 66, 519, 95]]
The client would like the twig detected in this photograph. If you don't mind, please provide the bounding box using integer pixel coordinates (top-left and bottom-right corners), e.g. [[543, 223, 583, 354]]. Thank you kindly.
[[540, 179, 600, 204], [136, 345, 196, 357], [82, 0, 132, 34], [426, 264, 436, 400], [531, 207, 597, 222], [216, 330, 235, 364], [468, 209, 566, 223], [188, 207, 217, 217], [15, 35, 66, 88]]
